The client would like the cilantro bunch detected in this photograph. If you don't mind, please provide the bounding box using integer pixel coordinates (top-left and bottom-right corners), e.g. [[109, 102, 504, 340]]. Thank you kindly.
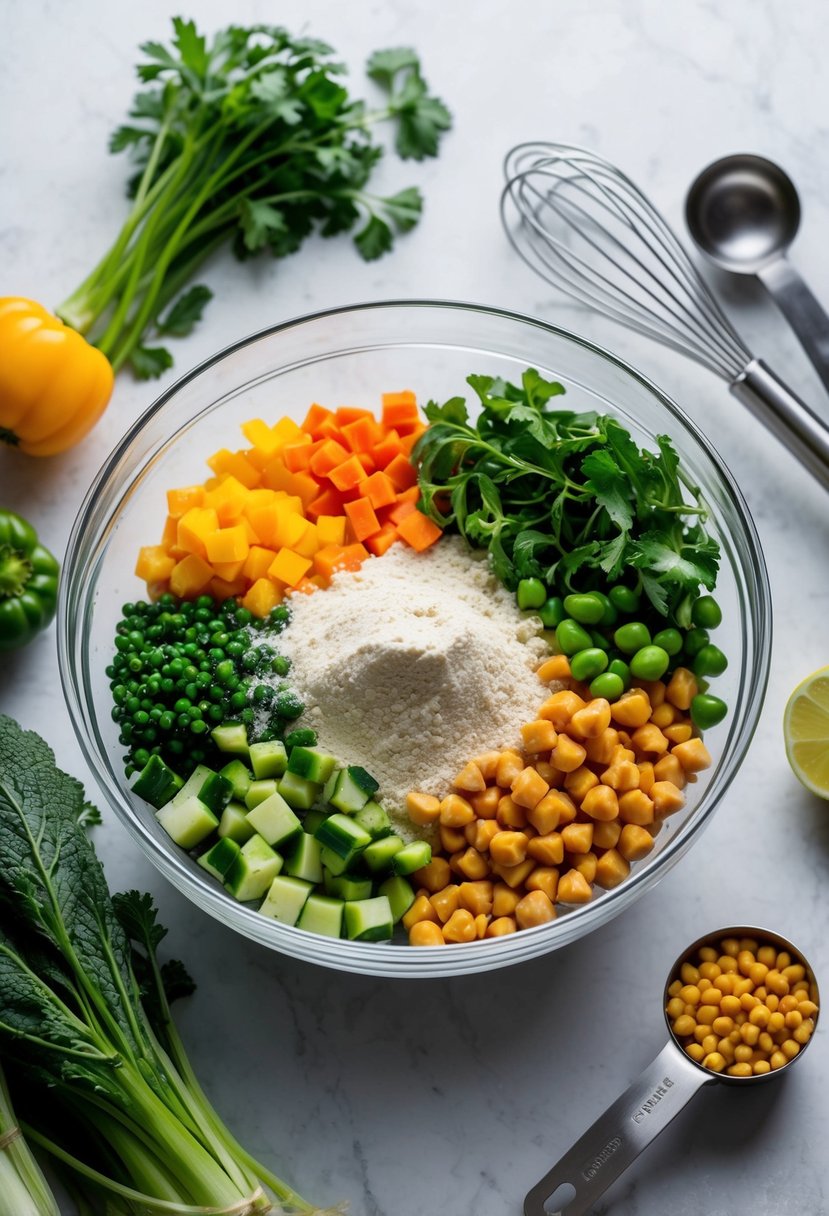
[[57, 21, 451, 378], [414, 370, 720, 626]]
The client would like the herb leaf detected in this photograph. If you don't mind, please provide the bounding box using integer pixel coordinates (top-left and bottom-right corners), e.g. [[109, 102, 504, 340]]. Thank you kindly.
[[157, 285, 213, 337]]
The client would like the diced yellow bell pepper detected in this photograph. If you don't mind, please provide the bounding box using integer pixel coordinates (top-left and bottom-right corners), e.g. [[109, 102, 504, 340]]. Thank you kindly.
[[268, 547, 313, 588]]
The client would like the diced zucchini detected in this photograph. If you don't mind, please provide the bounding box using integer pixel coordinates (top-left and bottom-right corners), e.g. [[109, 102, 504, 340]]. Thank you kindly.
[[363, 835, 405, 874], [315, 813, 372, 861], [379, 875, 416, 923], [347, 765, 380, 796], [321, 768, 340, 805], [248, 740, 288, 779], [327, 874, 373, 902], [217, 801, 256, 844], [197, 836, 241, 881], [354, 800, 390, 840], [287, 746, 337, 785], [132, 755, 183, 809], [297, 893, 344, 938], [259, 876, 313, 926], [210, 722, 249, 756], [156, 796, 218, 849], [170, 764, 215, 809], [277, 770, 320, 811], [219, 759, 252, 802], [284, 833, 324, 884], [245, 779, 278, 810], [284, 728, 318, 748], [391, 840, 432, 876], [245, 792, 302, 849], [319, 845, 349, 876], [302, 808, 328, 835], [196, 771, 233, 814], [224, 834, 283, 902], [344, 895, 393, 942], [329, 768, 371, 814]]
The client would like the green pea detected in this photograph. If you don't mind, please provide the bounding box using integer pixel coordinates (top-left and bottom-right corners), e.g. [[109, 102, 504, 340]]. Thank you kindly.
[[609, 585, 640, 614], [653, 628, 683, 657], [692, 595, 722, 630], [589, 672, 624, 701], [570, 648, 609, 682], [592, 592, 618, 626], [629, 645, 670, 681], [556, 618, 594, 655], [693, 644, 728, 678], [690, 693, 728, 729], [683, 628, 709, 657], [589, 630, 610, 651], [563, 593, 606, 626], [539, 597, 565, 629], [517, 578, 547, 610], [613, 621, 651, 654], [608, 659, 631, 688]]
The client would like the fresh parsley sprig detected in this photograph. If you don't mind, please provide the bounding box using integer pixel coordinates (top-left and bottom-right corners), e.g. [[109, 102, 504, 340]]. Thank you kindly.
[[414, 370, 720, 624], [57, 20, 451, 378]]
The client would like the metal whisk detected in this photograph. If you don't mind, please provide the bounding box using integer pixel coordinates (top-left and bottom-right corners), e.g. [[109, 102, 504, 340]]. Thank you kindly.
[[501, 142, 829, 490]]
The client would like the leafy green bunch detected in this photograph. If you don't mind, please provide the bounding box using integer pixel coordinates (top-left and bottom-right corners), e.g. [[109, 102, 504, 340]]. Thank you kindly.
[[0, 714, 322, 1214], [57, 20, 451, 377], [414, 370, 720, 625]]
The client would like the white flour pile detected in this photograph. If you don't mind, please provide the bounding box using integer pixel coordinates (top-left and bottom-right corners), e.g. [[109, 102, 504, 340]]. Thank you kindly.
[[279, 538, 549, 833]]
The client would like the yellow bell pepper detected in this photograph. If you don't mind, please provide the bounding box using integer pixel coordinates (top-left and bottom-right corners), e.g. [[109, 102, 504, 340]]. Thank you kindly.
[[0, 297, 113, 456]]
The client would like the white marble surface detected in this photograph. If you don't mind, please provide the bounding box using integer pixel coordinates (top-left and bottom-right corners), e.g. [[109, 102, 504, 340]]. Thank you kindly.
[[3, 2, 829, 1213]]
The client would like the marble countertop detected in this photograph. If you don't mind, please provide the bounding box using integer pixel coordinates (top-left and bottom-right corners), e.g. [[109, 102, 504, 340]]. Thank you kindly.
[[3, 2, 829, 1213]]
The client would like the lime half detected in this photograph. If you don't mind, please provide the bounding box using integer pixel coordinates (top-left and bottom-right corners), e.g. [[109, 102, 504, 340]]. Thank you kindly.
[[784, 667, 829, 798]]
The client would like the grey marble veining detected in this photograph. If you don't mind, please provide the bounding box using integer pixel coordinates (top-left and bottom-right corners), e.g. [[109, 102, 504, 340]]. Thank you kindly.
[[2, 2, 829, 1213]]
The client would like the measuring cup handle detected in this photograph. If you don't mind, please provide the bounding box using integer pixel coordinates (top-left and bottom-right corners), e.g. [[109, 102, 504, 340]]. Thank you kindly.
[[523, 1041, 715, 1216], [730, 358, 829, 490], [757, 258, 829, 396]]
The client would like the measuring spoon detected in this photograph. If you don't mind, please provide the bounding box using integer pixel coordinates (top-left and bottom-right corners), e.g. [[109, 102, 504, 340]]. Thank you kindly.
[[685, 154, 829, 395], [524, 925, 820, 1216]]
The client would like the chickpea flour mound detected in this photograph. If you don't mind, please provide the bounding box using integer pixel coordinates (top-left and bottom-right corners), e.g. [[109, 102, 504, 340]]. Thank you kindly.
[[279, 538, 549, 838]]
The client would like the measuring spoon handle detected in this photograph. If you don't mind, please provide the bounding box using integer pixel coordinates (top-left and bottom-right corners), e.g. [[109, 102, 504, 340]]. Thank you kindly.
[[758, 257, 829, 398], [524, 1041, 715, 1216]]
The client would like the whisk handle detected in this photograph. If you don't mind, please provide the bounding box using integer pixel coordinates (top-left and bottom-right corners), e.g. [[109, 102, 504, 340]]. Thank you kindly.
[[731, 359, 829, 491]]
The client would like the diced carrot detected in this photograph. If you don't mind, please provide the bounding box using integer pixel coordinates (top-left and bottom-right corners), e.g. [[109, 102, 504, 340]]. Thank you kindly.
[[209, 575, 248, 600], [206, 449, 260, 488], [166, 485, 205, 518], [313, 544, 348, 580], [306, 487, 345, 520], [316, 416, 344, 441], [170, 554, 214, 598], [362, 470, 397, 510], [301, 403, 335, 437], [281, 437, 315, 472], [243, 546, 278, 582], [395, 509, 443, 552], [268, 548, 313, 588], [341, 416, 379, 453], [309, 438, 350, 477], [211, 559, 246, 582], [339, 542, 369, 569], [329, 455, 367, 492], [205, 525, 250, 564], [365, 524, 399, 557], [316, 515, 346, 545], [372, 430, 404, 468], [356, 452, 376, 475], [397, 484, 421, 504], [177, 507, 219, 558], [292, 577, 320, 595], [135, 545, 176, 583], [399, 430, 423, 455], [344, 496, 381, 542], [381, 390, 419, 432], [388, 498, 417, 525], [384, 452, 418, 491], [242, 577, 283, 617], [335, 406, 374, 425]]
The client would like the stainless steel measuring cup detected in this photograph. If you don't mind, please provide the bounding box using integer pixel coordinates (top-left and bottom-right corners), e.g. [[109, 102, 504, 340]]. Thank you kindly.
[[524, 926, 820, 1216]]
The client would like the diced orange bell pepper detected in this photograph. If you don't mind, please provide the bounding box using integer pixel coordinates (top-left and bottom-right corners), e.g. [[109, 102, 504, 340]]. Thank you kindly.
[[309, 438, 350, 477], [365, 524, 399, 557], [328, 455, 367, 492], [372, 430, 404, 468], [341, 416, 379, 453], [361, 470, 397, 510], [395, 509, 443, 552], [381, 390, 419, 432], [384, 452, 418, 491], [344, 496, 380, 542], [301, 403, 335, 437], [306, 486, 346, 520], [335, 406, 373, 425]]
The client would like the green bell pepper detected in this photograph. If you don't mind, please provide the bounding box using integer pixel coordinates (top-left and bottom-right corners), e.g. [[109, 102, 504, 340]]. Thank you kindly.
[[0, 511, 60, 651]]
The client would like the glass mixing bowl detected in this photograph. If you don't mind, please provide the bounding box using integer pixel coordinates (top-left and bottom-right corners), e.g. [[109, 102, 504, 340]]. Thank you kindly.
[[59, 301, 771, 978]]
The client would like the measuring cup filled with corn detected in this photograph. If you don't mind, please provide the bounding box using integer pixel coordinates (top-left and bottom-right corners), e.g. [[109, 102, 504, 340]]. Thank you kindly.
[[524, 927, 820, 1216]]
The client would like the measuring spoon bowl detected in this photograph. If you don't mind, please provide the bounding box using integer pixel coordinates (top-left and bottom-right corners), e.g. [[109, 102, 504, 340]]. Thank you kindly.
[[524, 925, 819, 1216]]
